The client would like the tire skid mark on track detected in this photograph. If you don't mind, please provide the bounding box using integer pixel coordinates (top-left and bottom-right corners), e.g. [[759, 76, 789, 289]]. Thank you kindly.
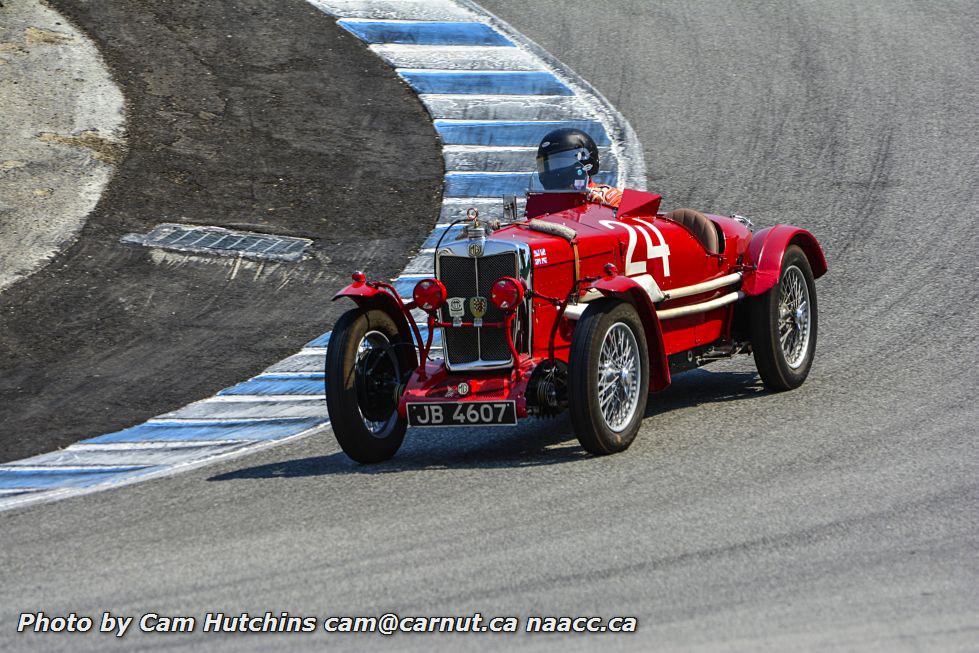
[[0, 0, 645, 512]]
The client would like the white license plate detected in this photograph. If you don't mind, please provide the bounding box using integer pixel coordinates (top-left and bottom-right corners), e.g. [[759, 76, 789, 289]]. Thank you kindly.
[[407, 401, 517, 427]]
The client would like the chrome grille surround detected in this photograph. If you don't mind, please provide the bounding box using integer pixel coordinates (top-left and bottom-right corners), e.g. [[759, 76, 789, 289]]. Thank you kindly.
[[436, 238, 532, 371]]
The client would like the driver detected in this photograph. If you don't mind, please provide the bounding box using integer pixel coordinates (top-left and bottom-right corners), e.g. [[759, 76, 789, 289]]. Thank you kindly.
[[536, 128, 623, 209]]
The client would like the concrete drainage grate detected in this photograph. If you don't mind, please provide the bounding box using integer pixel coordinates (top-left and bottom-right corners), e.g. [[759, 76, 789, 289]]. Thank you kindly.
[[121, 223, 313, 262]]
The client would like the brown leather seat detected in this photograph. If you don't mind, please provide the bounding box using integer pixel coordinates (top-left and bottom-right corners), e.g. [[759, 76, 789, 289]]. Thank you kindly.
[[665, 208, 721, 254]]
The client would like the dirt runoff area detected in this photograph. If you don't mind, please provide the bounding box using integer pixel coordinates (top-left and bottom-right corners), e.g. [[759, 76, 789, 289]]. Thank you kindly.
[[0, 0, 442, 462]]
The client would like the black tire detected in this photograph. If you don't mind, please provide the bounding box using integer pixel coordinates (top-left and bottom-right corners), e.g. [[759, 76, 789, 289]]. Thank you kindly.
[[568, 299, 650, 455], [325, 307, 415, 463], [749, 244, 818, 390]]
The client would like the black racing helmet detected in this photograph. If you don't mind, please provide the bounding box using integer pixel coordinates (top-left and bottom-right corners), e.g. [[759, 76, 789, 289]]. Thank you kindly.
[[536, 128, 600, 190]]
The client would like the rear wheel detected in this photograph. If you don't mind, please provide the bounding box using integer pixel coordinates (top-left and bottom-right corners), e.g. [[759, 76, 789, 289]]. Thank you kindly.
[[325, 307, 415, 463], [568, 299, 649, 455], [749, 245, 818, 390]]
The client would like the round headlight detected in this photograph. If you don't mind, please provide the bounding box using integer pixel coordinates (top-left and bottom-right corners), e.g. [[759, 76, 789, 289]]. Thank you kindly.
[[490, 276, 524, 312], [412, 278, 446, 312]]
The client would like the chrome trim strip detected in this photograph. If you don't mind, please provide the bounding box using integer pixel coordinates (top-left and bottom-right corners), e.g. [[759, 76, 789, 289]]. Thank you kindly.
[[662, 272, 742, 300], [656, 291, 745, 320]]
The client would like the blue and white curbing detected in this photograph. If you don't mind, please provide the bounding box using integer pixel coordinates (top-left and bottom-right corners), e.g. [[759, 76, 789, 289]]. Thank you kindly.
[[0, 0, 645, 511]]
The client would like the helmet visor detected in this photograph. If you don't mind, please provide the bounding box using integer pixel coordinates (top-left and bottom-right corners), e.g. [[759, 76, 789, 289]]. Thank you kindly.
[[536, 149, 593, 190]]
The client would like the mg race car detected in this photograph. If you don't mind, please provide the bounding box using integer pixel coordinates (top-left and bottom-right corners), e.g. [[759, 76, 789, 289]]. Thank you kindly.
[[325, 131, 826, 463]]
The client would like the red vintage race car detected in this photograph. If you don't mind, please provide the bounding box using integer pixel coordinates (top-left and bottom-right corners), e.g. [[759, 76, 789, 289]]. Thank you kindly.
[[326, 140, 826, 463]]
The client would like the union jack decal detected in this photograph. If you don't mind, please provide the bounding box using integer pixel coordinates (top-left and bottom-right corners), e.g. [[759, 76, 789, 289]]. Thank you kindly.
[[533, 248, 548, 265]]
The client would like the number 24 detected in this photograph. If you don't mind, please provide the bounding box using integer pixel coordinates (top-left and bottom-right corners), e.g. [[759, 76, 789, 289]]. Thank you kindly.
[[599, 219, 671, 277]]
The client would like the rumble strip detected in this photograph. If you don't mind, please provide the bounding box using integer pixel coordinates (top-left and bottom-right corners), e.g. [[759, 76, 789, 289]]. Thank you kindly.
[[0, 0, 645, 512]]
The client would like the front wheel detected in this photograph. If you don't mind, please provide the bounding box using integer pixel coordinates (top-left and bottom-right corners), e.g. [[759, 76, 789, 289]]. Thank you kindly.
[[749, 244, 818, 390], [568, 299, 650, 455], [325, 307, 415, 463]]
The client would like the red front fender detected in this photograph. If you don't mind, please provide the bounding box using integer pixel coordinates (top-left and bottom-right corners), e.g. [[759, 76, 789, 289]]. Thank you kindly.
[[587, 275, 671, 392], [743, 225, 827, 295], [332, 281, 417, 354]]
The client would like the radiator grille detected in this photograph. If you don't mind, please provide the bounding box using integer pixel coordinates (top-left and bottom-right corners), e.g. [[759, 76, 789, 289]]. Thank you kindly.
[[439, 256, 479, 365], [438, 251, 518, 368]]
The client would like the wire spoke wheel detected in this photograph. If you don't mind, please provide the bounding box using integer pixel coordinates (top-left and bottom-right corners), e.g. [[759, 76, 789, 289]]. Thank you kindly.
[[568, 299, 649, 455], [597, 323, 641, 432], [326, 308, 414, 463], [778, 266, 812, 369], [354, 330, 402, 436], [750, 245, 818, 391]]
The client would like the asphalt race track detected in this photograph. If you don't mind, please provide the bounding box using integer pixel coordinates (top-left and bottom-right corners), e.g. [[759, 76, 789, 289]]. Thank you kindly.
[[2, 1, 977, 651]]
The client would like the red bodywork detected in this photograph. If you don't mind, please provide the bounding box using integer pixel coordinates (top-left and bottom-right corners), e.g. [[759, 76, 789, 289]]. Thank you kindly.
[[334, 189, 827, 421]]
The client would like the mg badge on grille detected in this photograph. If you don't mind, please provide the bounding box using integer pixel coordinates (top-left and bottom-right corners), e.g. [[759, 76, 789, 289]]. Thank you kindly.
[[468, 242, 484, 257], [470, 296, 487, 327]]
